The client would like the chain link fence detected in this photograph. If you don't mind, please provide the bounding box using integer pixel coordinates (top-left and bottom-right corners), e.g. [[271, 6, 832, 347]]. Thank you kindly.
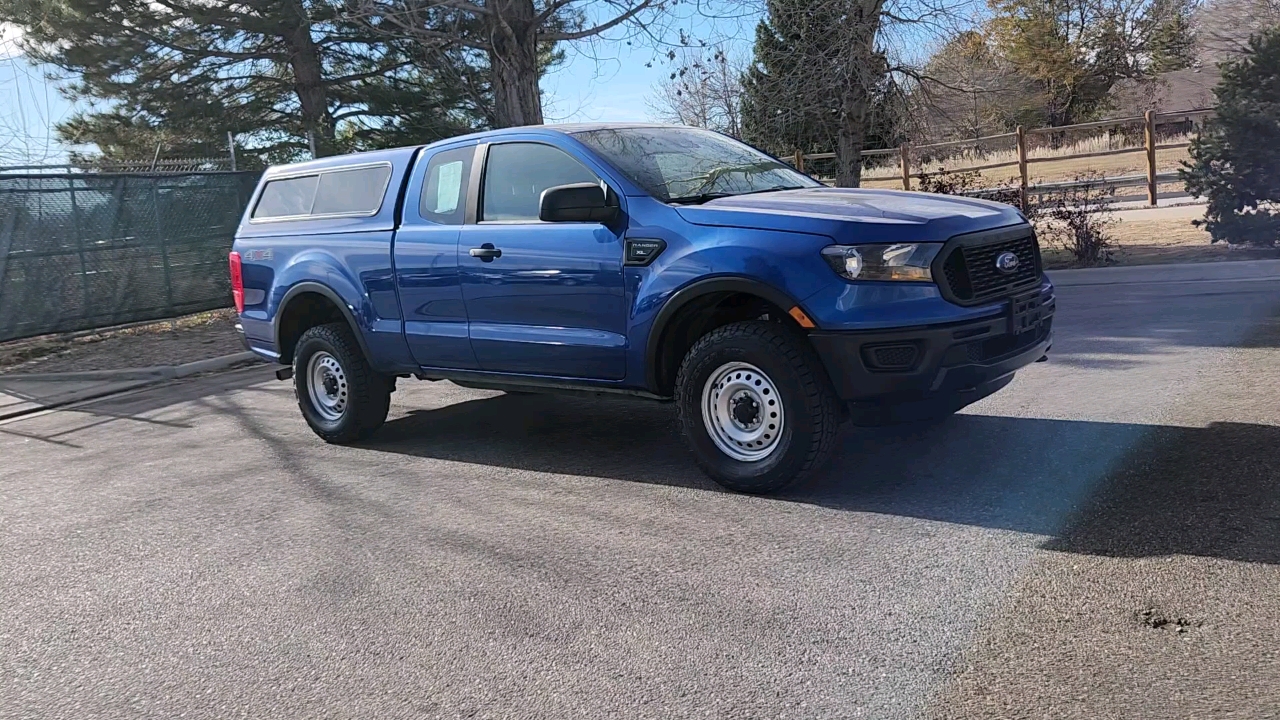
[[0, 170, 261, 342]]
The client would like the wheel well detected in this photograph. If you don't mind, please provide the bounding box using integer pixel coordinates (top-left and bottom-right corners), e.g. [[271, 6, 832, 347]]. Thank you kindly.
[[652, 291, 801, 396], [276, 291, 348, 364]]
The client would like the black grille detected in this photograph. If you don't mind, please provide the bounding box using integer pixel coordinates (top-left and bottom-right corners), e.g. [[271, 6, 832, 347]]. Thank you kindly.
[[938, 228, 1041, 305], [862, 343, 919, 371]]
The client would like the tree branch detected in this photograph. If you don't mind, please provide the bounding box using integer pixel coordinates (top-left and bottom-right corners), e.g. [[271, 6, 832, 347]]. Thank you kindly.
[[541, 0, 654, 41], [535, 0, 578, 24]]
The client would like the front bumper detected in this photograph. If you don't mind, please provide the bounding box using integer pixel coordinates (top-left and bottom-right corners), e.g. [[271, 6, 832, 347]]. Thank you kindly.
[[808, 289, 1054, 407]]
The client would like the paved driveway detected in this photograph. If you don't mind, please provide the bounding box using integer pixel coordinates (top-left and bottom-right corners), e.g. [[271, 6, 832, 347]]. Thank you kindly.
[[3, 262, 1279, 719]]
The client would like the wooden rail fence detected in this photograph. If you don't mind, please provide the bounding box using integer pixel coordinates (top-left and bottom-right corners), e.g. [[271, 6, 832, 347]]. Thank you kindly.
[[789, 108, 1215, 207]]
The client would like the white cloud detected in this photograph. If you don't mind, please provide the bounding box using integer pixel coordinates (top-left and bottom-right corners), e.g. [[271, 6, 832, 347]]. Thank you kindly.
[[0, 23, 24, 60]]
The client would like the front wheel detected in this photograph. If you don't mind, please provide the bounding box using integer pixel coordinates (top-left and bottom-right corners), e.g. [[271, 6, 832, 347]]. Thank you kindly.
[[675, 321, 841, 494], [293, 322, 391, 444]]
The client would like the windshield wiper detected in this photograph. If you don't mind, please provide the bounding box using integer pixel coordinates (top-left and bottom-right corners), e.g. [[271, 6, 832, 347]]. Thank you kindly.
[[736, 185, 809, 196], [665, 186, 809, 205], [665, 192, 735, 205]]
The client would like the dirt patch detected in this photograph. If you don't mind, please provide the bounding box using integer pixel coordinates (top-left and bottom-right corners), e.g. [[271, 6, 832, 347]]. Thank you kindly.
[[1137, 606, 1203, 633], [0, 309, 247, 375]]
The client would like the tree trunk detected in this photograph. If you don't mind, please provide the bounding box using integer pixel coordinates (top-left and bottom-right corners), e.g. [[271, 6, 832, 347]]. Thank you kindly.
[[488, 0, 544, 127], [835, 79, 869, 187], [281, 0, 335, 155], [833, 7, 881, 188]]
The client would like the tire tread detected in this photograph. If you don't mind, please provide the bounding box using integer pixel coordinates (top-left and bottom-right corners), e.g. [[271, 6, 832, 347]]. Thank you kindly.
[[294, 322, 390, 443], [674, 320, 840, 493]]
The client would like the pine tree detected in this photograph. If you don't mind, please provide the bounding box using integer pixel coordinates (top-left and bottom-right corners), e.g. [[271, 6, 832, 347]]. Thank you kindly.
[[0, 0, 488, 162], [1181, 29, 1280, 246], [740, 0, 903, 187], [1146, 0, 1197, 73]]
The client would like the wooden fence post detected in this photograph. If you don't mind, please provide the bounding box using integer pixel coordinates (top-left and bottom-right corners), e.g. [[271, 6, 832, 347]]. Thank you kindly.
[[1145, 110, 1158, 207], [1016, 125, 1029, 211], [794, 150, 805, 173], [900, 144, 911, 191]]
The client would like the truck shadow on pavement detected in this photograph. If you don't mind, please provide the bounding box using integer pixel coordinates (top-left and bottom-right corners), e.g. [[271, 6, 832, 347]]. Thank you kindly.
[[366, 391, 1280, 566]]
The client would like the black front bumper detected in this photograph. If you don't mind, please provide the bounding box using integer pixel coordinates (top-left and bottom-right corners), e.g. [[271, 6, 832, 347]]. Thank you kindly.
[[808, 294, 1054, 410]]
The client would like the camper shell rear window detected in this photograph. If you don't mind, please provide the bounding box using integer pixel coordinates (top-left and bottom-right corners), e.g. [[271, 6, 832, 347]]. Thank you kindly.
[[251, 163, 393, 221]]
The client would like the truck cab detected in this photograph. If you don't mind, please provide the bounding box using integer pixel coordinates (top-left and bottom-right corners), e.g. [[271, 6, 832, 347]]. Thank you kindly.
[[231, 124, 1054, 493]]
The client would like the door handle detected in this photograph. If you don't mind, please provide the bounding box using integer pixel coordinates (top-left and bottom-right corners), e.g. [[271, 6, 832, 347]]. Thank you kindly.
[[469, 243, 502, 262]]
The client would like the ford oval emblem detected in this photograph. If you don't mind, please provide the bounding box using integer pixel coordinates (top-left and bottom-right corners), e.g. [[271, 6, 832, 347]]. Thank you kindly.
[[995, 251, 1020, 273]]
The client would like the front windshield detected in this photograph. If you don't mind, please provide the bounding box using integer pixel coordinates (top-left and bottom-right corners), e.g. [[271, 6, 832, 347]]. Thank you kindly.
[[571, 126, 821, 202]]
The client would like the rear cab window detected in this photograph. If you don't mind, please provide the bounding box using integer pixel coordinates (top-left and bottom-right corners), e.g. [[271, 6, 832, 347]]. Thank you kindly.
[[419, 147, 474, 225]]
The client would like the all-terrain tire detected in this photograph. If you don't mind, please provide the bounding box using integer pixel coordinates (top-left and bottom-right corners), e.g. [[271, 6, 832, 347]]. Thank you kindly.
[[293, 322, 391, 444], [674, 320, 841, 494]]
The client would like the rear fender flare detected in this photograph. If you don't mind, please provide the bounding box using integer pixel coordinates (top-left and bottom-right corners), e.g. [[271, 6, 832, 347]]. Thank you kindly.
[[274, 281, 373, 364]]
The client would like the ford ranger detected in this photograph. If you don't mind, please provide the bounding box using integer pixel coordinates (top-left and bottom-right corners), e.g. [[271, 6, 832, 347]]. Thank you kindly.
[[230, 124, 1054, 493]]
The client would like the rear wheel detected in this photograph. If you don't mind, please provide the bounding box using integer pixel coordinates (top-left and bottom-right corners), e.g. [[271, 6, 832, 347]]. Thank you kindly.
[[293, 322, 391, 443], [675, 320, 841, 494]]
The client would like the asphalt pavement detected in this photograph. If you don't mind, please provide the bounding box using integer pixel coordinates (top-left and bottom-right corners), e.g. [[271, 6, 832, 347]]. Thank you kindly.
[[2, 261, 1279, 719]]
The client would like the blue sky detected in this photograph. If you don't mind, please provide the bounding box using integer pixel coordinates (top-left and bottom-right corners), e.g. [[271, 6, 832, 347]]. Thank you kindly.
[[0, 8, 758, 163]]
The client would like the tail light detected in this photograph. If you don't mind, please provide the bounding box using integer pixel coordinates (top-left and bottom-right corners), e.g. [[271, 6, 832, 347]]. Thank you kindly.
[[229, 251, 244, 313]]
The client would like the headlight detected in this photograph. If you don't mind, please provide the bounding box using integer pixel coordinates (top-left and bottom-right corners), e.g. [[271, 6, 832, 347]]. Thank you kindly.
[[820, 243, 942, 282]]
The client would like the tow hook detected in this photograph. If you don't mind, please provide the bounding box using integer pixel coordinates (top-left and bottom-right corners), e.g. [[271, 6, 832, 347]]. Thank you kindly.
[[276, 366, 294, 381], [1036, 355, 1049, 363]]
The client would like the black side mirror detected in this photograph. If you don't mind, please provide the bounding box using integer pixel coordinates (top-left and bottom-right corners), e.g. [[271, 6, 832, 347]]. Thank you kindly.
[[539, 182, 619, 223]]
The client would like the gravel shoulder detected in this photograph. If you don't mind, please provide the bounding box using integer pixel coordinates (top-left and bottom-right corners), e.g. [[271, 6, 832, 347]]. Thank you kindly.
[[0, 309, 246, 375], [928, 287, 1280, 719]]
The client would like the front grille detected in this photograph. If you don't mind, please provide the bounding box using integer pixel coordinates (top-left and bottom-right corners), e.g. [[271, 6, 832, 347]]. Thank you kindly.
[[938, 227, 1042, 305]]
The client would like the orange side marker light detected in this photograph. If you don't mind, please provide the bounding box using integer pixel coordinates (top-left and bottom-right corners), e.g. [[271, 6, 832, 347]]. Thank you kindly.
[[788, 306, 816, 329]]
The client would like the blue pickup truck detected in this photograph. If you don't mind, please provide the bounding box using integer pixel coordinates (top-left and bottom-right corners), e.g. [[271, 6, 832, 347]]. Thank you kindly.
[[230, 124, 1053, 493]]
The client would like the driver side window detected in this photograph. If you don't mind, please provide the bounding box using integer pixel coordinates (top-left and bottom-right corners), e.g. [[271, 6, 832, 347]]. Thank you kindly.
[[481, 143, 599, 222]]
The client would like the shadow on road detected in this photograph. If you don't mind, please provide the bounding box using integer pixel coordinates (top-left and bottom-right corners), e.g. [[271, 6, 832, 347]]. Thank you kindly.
[[0, 366, 278, 447], [1045, 280, 1280, 371], [363, 391, 1280, 565]]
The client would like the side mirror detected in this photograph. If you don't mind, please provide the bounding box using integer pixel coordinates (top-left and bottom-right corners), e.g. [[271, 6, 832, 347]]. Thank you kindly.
[[539, 182, 619, 223]]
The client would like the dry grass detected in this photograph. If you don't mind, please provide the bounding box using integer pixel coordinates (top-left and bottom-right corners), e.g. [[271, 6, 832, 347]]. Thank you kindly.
[[1040, 211, 1280, 269]]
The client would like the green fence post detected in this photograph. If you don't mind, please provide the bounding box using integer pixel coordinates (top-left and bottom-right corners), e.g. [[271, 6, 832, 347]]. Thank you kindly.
[[152, 177, 176, 316], [0, 208, 16, 305], [68, 176, 92, 325]]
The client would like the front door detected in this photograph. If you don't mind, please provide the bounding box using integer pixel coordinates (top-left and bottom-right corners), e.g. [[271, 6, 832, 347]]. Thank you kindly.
[[394, 143, 479, 369], [459, 141, 627, 380]]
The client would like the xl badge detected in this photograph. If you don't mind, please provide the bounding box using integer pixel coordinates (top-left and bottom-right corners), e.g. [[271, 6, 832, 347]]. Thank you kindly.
[[995, 251, 1020, 273]]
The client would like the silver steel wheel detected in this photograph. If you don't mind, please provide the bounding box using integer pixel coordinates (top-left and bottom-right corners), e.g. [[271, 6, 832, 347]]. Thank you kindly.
[[701, 361, 785, 462], [306, 351, 349, 422]]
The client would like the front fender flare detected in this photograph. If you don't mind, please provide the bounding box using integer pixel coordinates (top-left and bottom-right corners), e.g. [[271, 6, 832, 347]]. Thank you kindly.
[[642, 276, 807, 393]]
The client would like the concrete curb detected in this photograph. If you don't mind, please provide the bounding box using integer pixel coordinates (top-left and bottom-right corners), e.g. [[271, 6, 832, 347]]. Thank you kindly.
[[0, 352, 262, 421], [174, 352, 261, 378], [4, 352, 260, 382]]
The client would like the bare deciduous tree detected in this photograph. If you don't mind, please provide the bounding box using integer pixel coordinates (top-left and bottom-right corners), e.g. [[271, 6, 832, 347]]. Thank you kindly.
[[1194, 0, 1280, 61], [909, 29, 1041, 140], [646, 45, 744, 135]]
